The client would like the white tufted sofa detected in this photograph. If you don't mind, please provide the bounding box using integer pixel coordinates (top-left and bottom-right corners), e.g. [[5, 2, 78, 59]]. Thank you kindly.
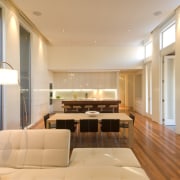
[[0, 129, 149, 180]]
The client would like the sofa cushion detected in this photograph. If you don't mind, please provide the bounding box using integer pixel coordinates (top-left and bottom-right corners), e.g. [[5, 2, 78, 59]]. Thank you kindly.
[[0, 168, 67, 180], [70, 148, 141, 167], [67, 167, 149, 180], [0, 129, 70, 168], [0, 167, 149, 180], [0, 168, 18, 176]]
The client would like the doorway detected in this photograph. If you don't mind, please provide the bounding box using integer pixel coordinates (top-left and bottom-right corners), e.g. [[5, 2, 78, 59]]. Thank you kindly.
[[162, 55, 175, 125]]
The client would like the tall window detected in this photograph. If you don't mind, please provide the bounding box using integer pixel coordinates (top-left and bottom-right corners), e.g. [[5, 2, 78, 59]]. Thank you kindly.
[[0, 8, 3, 129], [160, 22, 176, 49], [20, 25, 31, 128]]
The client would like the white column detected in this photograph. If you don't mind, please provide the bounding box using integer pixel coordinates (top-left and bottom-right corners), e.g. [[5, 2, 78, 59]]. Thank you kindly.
[[151, 28, 161, 123]]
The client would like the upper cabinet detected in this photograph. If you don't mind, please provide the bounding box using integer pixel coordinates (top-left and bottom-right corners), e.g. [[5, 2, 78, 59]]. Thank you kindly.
[[53, 72, 118, 89]]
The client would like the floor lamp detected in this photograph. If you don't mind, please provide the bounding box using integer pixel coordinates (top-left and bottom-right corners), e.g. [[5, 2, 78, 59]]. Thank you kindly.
[[0, 61, 27, 129]]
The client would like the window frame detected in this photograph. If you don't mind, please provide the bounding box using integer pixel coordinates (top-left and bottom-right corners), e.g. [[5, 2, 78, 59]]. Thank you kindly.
[[160, 21, 176, 49]]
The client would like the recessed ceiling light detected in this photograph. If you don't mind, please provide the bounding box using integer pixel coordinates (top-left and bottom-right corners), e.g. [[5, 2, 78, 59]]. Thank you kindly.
[[33, 11, 42, 16], [153, 10, 162, 16]]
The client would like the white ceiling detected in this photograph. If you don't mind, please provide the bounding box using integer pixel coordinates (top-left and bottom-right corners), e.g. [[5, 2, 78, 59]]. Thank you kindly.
[[11, 0, 180, 47]]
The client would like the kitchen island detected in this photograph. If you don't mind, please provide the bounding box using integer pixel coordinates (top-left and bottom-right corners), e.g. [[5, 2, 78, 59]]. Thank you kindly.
[[62, 99, 121, 113]]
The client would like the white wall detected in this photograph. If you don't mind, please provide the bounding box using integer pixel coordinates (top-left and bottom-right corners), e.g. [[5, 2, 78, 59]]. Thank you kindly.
[[175, 7, 180, 134], [134, 71, 144, 114], [48, 46, 144, 71], [150, 7, 180, 134], [31, 34, 53, 125], [2, 3, 20, 129], [1, 1, 52, 129], [53, 72, 118, 89]]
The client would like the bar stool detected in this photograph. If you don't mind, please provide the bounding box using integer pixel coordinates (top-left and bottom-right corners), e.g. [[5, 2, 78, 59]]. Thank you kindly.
[[97, 105, 106, 112], [73, 105, 82, 112], [84, 105, 93, 111], [109, 105, 118, 113], [62, 105, 71, 113]]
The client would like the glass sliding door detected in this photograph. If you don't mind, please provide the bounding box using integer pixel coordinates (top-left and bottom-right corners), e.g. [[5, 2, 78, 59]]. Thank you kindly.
[[20, 25, 31, 128]]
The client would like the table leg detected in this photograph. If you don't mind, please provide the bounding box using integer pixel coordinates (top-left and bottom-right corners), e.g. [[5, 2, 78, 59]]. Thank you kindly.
[[46, 120, 50, 129]]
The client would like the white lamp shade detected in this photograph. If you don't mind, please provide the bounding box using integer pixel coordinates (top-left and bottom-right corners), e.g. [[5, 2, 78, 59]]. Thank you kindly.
[[0, 69, 18, 85]]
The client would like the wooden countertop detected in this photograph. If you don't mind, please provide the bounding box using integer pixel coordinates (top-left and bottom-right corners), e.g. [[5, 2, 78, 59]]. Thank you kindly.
[[62, 99, 121, 105]]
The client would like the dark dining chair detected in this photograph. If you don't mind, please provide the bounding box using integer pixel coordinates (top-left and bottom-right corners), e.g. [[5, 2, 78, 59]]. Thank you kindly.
[[100, 119, 120, 142], [120, 113, 135, 128], [44, 113, 56, 129], [80, 119, 98, 132], [120, 113, 135, 137], [79, 119, 99, 143], [101, 119, 120, 132], [43, 113, 49, 128], [56, 119, 77, 132]]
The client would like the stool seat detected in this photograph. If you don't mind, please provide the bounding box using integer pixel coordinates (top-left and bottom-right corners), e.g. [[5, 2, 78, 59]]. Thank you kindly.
[[84, 105, 93, 111], [73, 105, 82, 112], [97, 105, 106, 112], [109, 105, 118, 113], [62, 105, 71, 113]]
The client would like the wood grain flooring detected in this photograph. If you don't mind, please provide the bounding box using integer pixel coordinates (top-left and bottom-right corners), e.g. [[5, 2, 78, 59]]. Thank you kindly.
[[32, 112, 180, 180]]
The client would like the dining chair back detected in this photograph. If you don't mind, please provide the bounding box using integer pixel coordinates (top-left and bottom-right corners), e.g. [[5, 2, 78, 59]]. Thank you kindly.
[[120, 113, 135, 129], [101, 119, 120, 132], [56, 119, 76, 132], [43, 113, 50, 128], [80, 119, 98, 132], [119, 113, 135, 138], [129, 113, 135, 125]]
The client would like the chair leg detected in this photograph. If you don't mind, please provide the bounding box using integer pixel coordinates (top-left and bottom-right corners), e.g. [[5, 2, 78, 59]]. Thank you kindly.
[[79, 132, 82, 145], [121, 128, 126, 137], [100, 132, 104, 146], [123, 128, 125, 137]]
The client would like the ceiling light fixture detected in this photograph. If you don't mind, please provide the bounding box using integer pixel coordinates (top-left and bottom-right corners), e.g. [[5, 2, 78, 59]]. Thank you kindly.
[[33, 11, 42, 16], [153, 10, 162, 16]]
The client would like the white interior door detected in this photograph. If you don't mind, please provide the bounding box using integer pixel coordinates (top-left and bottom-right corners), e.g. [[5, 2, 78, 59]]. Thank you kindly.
[[163, 55, 175, 125]]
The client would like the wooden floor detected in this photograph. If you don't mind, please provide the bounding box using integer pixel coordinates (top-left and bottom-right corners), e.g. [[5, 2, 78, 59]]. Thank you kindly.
[[32, 112, 180, 180]]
